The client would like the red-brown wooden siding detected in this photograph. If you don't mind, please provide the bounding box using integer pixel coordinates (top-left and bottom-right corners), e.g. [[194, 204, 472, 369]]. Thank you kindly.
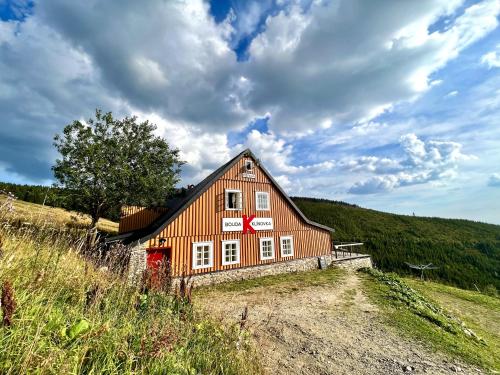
[[143, 157, 332, 276], [119, 206, 168, 234]]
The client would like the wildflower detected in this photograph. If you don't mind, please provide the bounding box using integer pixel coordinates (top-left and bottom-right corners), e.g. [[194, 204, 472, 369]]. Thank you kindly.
[[1, 280, 16, 327]]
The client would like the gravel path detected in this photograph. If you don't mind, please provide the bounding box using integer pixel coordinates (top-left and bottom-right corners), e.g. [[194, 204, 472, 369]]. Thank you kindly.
[[197, 270, 483, 375]]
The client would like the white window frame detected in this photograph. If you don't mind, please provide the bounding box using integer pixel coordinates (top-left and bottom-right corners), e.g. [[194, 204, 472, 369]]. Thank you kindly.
[[225, 189, 243, 211], [192, 241, 213, 270], [259, 237, 275, 260], [280, 236, 294, 257], [255, 191, 270, 211], [221, 239, 240, 266]]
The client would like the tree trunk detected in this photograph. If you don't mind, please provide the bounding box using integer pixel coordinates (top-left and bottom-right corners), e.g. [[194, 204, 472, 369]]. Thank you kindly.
[[90, 213, 99, 229], [86, 212, 100, 255], [90, 202, 104, 229]]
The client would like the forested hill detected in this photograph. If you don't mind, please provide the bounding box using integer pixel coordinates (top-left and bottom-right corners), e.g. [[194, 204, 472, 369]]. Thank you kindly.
[[292, 197, 500, 293]]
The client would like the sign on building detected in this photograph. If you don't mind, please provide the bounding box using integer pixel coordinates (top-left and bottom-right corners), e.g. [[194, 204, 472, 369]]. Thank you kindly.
[[222, 216, 273, 233]]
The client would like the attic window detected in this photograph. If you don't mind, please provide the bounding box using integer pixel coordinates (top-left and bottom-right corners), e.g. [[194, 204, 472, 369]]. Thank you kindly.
[[225, 189, 242, 210], [244, 160, 254, 172]]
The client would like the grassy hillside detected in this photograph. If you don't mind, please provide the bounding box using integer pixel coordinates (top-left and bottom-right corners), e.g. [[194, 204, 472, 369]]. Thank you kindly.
[[292, 197, 500, 292], [0, 194, 118, 234], [406, 277, 499, 369], [0, 211, 260, 374], [361, 269, 499, 371]]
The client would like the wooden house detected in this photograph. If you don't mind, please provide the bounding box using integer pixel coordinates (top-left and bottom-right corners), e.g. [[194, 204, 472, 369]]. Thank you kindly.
[[107, 149, 334, 284]]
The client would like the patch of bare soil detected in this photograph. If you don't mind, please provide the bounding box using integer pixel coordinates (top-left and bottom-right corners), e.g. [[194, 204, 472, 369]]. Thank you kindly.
[[197, 270, 483, 375]]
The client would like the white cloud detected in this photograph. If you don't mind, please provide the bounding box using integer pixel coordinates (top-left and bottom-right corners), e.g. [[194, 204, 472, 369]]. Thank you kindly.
[[340, 156, 402, 174], [134, 111, 232, 184], [349, 175, 399, 195], [227, 0, 274, 49], [445, 90, 459, 98], [239, 129, 335, 175], [481, 44, 500, 68], [348, 133, 476, 194], [243, 0, 500, 132], [37, 0, 253, 131], [274, 174, 293, 192], [0, 0, 498, 190]]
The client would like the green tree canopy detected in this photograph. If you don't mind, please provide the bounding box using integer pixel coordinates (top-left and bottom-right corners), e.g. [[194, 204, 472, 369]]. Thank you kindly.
[[53, 110, 184, 228]]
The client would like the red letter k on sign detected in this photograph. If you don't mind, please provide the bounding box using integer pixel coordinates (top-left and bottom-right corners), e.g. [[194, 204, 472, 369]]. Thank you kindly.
[[242, 214, 256, 234]]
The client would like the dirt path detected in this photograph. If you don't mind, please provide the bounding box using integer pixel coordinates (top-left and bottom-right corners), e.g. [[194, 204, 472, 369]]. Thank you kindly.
[[197, 270, 482, 375]]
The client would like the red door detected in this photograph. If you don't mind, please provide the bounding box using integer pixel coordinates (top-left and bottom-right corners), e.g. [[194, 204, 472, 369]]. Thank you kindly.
[[146, 248, 171, 288]]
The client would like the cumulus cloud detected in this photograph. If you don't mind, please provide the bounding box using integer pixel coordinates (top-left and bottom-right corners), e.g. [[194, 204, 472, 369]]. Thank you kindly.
[[243, 0, 500, 132], [133, 111, 233, 184], [0, 16, 117, 180], [0, 0, 498, 186], [349, 176, 399, 195], [0, 0, 250, 181], [340, 157, 402, 174], [488, 173, 500, 187], [348, 134, 476, 194], [37, 0, 251, 131]]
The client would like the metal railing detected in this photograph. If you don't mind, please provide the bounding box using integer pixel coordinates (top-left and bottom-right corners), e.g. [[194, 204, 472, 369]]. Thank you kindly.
[[332, 242, 364, 259]]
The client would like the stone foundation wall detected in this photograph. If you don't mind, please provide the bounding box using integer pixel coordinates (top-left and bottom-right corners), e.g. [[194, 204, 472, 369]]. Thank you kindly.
[[127, 242, 373, 287], [173, 254, 372, 287], [331, 255, 372, 270]]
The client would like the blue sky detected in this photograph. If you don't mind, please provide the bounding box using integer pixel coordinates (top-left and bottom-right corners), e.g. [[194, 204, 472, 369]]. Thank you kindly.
[[0, 0, 499, 224]]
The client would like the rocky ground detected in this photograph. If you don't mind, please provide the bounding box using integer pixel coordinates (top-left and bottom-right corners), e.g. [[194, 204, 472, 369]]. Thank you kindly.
[[197, 270, 484, 375]]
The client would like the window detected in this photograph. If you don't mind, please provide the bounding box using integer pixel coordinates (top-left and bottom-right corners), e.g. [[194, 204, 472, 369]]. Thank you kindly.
[[225, 189, 242, 210], [259, 237, 274, 260], [280, 236, 294, 257], [255, 191, 270, 211], [245, 160, 254, 172], [192, 241, 213, 270], [222, 240, 240, 265]]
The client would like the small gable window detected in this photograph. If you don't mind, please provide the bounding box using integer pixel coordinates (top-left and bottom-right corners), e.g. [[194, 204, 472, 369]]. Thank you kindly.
[[244, 160, 254, 172], [255, 191, 270, 211], [225, 189, 243, 210]]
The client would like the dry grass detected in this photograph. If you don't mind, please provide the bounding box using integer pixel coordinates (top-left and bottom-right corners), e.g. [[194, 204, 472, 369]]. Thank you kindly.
[[0, 194, 118, 234]]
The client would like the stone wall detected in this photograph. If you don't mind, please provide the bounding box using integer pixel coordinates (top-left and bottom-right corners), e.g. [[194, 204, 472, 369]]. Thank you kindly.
[[331, 255, 372, 270], [174, 254, 372, 287]]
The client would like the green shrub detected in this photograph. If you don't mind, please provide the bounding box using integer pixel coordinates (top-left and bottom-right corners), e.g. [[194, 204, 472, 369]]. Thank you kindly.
[[483, 284, 498, 298]]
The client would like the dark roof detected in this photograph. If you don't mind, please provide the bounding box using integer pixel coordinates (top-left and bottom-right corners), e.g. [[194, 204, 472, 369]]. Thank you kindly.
[[106, 148, 334, 246]]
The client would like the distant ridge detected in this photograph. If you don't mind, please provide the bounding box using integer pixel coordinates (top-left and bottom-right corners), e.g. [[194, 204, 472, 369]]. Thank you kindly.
[[292, 197, 500, 293]]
